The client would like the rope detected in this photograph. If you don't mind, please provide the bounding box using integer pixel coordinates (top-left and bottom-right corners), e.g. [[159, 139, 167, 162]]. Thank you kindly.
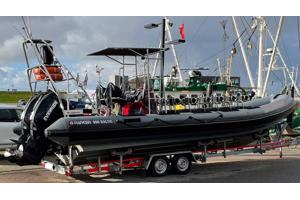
[[271, 70, 284, 88]]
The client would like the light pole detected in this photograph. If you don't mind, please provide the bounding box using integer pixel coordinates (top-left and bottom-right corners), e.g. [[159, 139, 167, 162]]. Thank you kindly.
[[144, 18, 166, 112], [160, 18, 166, 108], [144, 18, 185, 112]]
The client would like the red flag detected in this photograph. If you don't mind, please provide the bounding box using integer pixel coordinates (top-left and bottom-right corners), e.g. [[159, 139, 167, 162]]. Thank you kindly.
[[179, 23, 185, 40]]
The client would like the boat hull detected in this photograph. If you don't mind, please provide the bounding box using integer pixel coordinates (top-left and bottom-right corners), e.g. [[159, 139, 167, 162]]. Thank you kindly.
[[8, 95, 295, 165], [44, 95, 295, 163]]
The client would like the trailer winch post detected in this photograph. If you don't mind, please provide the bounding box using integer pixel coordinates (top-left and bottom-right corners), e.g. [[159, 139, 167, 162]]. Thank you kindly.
[[275, 122, 286, 158], [201, 145, 207, 162], [259, 137, 263, 154], [223, 141, 227, 158], [112, 148, 133, 175], [119, 154, 123, 175], [197, 141, 213, 163], [97, 156, 101, 174]]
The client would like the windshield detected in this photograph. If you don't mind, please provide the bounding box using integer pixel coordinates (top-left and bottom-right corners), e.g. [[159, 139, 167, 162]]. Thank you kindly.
[[0, 108, 23, 122]]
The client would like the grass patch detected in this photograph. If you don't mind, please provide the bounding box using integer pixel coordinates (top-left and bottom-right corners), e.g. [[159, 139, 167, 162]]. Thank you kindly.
[[0, 91, 32, 104]]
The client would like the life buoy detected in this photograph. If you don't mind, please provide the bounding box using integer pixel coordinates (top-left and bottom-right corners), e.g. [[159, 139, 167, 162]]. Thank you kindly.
[[33, 66, 62, 75], [35, 73, 63, 81]]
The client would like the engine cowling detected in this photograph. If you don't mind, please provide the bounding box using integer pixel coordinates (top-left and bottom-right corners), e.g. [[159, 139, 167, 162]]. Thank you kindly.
[[11, 91, 64, 165]]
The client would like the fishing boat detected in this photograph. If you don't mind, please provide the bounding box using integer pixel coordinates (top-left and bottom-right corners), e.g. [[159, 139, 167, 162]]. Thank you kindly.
[[4, 18, 296, 173]]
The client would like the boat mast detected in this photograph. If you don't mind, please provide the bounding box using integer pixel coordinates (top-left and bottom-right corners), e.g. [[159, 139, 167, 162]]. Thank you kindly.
[[216, 58, 223, 81], [262, 16, 285, 96], [257, 16, 266, 97], [266, 27, 300, 96], [225, 51, 234, 85], [151, 17, 183, 84], [165, 17, 183, 83], [232, 17, 255, 90]]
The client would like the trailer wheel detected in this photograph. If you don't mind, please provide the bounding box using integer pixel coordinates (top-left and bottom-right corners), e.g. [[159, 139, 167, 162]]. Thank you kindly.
[[147, 156, 169, 177], [171, 154, 191, 175]]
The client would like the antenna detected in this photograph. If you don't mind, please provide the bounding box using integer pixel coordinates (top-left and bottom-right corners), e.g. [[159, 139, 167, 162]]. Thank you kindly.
[[21, 16, 32, 39], [27, 16, 33, 38], [216, 57, 223, 79]]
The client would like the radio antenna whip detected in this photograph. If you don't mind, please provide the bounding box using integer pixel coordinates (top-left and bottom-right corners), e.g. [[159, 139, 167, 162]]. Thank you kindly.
[[21, 16, 31, 39]]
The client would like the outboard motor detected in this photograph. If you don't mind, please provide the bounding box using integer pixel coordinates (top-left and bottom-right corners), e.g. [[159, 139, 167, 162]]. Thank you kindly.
[[6, 91, 64, 165], [15, 94, 43, 141]]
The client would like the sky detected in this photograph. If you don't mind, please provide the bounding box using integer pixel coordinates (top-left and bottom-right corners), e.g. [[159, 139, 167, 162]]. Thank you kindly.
[[0, 16, 299, 95]]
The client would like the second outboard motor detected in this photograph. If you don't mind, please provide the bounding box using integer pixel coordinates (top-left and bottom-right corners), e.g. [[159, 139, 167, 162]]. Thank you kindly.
[[13, 94, 43, 140], [6, 91, 64, 165], [41, 45, 54, 65]]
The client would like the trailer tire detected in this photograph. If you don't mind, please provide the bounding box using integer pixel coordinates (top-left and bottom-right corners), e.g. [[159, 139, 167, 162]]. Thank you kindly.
[[171, 154, 192, 175], [146, 156, 170, 177]]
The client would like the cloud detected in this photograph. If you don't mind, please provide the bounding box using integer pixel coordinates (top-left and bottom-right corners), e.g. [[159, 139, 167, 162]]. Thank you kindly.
[[0, 35, 24, 65], [58, 29, 108, 59], [70, 59, 123, 89], [0, 16, 298, 94], [0, 66, 12, 73], [0, 65, 28, 90]]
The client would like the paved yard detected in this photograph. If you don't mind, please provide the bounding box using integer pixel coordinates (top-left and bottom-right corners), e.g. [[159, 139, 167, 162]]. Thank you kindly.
[[1, 146, 300, 183]]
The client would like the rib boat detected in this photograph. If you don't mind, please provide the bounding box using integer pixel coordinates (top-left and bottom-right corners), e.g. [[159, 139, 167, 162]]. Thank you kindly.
[[4, 22, 296, 167]]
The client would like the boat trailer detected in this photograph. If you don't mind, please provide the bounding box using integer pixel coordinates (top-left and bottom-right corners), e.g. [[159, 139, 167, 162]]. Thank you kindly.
[[40, 137, 295, 177]]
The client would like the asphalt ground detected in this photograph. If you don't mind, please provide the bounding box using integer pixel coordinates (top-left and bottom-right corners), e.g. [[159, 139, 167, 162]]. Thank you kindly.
[[1, 146, 300, 183]]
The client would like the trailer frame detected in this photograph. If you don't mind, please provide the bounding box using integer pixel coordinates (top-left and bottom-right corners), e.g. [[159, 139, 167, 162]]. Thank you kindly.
[[40, 137, 293, 177]]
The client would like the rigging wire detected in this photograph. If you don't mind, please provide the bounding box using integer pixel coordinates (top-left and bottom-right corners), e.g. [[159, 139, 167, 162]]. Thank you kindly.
[[12, 25, 26, 40], [271, 70, 284, 87], [27, 16, 32, 38], [241, 16, 258, 52], [232, 28, 246, 47], [187, 17, 208, 43], [178, 16, 251, 77], [195, 25, 249, 67], [21, 16, 31, 38]]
